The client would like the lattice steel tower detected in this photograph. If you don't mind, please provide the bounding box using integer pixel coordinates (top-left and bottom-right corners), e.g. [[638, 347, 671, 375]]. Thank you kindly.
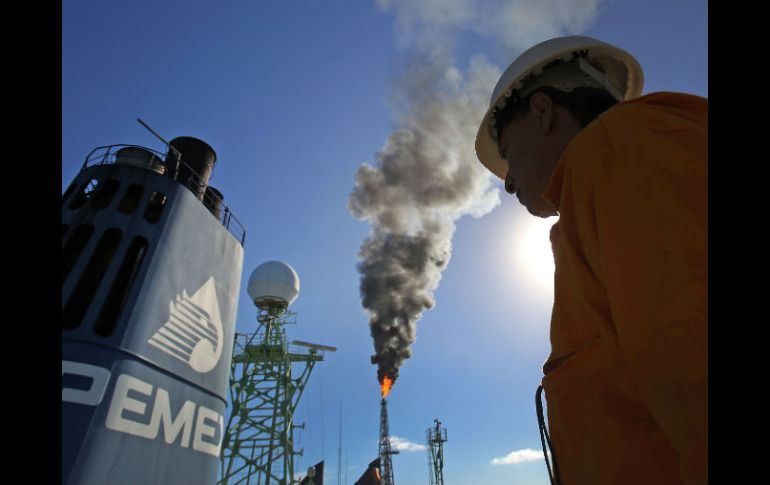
[[379, 399, 399, 485], [426, 419, 447, 485], [219, 261, 335, 485]]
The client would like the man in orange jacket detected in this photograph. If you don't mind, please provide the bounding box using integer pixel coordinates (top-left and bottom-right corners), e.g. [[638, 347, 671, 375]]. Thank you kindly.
[[475, 36, 706, 485]]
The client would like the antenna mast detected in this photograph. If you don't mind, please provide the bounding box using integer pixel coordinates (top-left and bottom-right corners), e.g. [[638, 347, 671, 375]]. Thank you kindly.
[[427, 419, 447, 485], [136, 118, 181, 158], [337, 405, 343, 485]]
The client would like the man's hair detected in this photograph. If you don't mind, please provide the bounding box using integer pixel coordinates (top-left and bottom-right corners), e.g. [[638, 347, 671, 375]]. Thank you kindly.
[[494, 85, 619, 137]]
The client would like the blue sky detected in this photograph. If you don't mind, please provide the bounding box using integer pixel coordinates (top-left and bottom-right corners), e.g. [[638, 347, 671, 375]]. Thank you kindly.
[[62, 1, 707, 484]]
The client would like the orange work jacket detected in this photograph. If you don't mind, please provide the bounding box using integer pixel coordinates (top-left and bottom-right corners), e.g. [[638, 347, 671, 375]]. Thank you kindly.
[[541, 92, 707, 485]]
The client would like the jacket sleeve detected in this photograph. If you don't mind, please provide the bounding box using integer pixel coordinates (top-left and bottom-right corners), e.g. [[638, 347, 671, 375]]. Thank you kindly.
[[589, 118, 707, 485]]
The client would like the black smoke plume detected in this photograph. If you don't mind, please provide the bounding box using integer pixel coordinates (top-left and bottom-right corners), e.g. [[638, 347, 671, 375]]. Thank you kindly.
[[350, 57, 501, 385]]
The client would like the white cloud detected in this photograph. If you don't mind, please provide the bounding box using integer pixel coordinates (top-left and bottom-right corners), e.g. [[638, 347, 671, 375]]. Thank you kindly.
[[390, 435, 427, 452], [490, 448, 543, 465]]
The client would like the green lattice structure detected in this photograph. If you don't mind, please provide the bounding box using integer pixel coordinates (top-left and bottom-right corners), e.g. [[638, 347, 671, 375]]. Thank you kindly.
[[219, 305, 327, 485]]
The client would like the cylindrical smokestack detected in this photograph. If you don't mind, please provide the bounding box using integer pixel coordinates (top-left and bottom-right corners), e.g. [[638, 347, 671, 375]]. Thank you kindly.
[[116, 146, 165, 174], [203, 186, 223, 221], [165, 137, 217, 200]]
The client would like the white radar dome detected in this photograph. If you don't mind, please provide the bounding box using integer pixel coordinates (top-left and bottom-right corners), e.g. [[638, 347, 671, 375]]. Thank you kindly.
[[247, 261, 300, 309]]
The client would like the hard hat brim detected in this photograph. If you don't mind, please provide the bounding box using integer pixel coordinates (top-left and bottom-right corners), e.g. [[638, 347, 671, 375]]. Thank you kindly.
[[475, 110, 508, 181]]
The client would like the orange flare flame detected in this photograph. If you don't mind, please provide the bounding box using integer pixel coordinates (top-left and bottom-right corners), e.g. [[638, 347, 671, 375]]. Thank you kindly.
[[381, 375, 394, 398]]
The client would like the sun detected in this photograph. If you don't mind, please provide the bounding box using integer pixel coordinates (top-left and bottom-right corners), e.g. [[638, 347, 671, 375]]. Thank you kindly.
[[509, 213, 557, 300]]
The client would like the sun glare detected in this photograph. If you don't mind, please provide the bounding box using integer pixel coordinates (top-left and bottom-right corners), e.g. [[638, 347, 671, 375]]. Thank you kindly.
[[509, 214, 556, 300]]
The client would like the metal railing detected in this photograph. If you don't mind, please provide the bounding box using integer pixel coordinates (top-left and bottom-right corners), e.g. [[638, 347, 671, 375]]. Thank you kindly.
[[80, 144, 246, 245]]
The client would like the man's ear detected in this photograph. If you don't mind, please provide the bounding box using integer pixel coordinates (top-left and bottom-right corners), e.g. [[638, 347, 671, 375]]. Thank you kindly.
[[529, 92, 554, 134]]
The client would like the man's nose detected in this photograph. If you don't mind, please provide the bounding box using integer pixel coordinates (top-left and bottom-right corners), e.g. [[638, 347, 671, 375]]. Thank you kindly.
[[505, 172, 516, 194]]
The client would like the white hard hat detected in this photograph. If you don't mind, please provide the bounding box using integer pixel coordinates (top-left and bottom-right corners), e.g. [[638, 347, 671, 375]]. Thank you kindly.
[[475, 36, 644, 180]]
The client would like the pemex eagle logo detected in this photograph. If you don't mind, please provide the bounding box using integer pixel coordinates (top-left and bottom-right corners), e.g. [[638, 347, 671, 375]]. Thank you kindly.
[[148, 277, 224, 373]]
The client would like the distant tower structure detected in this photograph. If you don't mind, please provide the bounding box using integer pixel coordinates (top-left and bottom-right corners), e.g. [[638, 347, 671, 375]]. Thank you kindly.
[[219, 261, 336, 485], [426, 419, 447, 485], [379, 399, 399, 485]]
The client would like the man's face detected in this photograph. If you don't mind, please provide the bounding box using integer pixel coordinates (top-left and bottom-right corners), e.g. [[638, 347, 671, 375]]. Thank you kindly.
[[498, 111, 559, 218]]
